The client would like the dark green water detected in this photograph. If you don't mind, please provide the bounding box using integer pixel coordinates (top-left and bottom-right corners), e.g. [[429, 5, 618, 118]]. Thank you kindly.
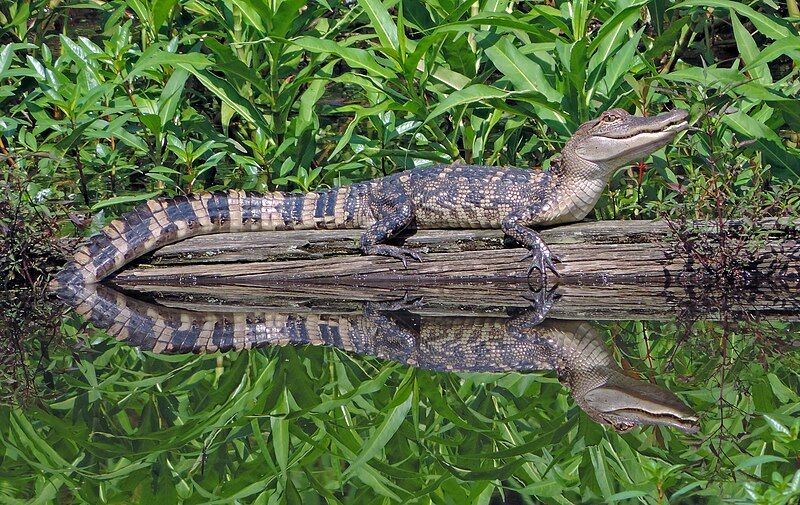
[[1, 283, 798, 503]]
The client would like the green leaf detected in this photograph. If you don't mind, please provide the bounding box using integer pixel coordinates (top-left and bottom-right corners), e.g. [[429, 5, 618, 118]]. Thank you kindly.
[[0, 44, 16, 77], [205, 39, 271, 96], [721, 111, 800, 177], [484, 36, 561, 102], [672, 1, 792, 40], [744, 36, 800, 70], [290, 36, 396, 79], [607, 490, 649, 501], [734, 455, 787, 471], [344, 380, 412, 477], [427, 84, 510, 120], [127, 48, 212, 80], [230, 0, 266, 31], [598, 26, 645, 101], [176, 64, 271, 134], [91, 191, 161, 211], [158, 67, 189, 127], [730, 11, 770, 84], [273, 0, 306, 37], [54, 120, 96, 154], [139, 113, 162, 136], [588, 1, 645, 65], [767, 373, 799, 402], [152, 0, 178, 29], [357, 0, 399, 51]]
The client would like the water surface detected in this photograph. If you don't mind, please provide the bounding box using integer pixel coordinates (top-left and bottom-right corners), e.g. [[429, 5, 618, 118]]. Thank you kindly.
[[1, 282, 798, 503]]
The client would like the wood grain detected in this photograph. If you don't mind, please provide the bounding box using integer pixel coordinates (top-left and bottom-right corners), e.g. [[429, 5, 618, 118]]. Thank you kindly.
[[112, 220, 799, 287], [104, 219, 800, 320]]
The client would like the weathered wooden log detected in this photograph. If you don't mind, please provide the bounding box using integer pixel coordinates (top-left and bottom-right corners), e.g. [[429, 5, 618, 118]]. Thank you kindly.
[[112, 219, 799, 287], [125, 282, 800, 321], [104, 219, 800, 320]]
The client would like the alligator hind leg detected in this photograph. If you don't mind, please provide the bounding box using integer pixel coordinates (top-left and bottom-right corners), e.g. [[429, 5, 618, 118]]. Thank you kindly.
[[502, 210, 561, 278], [360, 200, 422, 267]]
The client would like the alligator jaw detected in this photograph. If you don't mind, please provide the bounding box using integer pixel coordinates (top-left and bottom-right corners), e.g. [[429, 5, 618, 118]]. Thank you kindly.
[[579, 369, 700, 434], [572, 109, 689, 167]]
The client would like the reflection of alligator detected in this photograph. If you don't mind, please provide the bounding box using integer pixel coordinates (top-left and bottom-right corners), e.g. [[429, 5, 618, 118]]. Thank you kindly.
[[58, 283, 699, 434], [53, 109, 688, 287]]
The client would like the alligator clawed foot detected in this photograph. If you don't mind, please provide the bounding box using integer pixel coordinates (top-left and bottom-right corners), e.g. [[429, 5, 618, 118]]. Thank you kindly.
[[366, 245, 422, 268], [509, 283, 560, 330], [374, 292, 425, 312], [520, 247, 560, 279], [522, 282, 560, 305]]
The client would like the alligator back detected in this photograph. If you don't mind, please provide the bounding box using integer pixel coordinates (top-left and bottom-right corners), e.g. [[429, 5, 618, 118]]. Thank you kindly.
[[54, 186, 372, 287]]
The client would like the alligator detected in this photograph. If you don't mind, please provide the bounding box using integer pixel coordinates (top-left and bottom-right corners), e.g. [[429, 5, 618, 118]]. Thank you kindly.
[[52, 108, 688, 288], [59, 282, 700, 433]]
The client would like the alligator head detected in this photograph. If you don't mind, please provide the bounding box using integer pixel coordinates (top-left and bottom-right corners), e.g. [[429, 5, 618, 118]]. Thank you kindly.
[[573, 367, 700, 434], [564, 108, 689, 174]]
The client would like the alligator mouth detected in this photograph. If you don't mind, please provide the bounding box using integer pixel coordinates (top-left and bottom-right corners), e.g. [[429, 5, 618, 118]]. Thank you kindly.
[[609, 407, 701, 433], [600, 109, 689, 140]]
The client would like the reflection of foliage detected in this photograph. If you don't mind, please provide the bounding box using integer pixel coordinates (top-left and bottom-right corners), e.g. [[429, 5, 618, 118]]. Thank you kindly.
[[0, 289, 64, 405], [0, 314, 798, 503], [611, 319, 800, 502], [0, 170, 67, 405]]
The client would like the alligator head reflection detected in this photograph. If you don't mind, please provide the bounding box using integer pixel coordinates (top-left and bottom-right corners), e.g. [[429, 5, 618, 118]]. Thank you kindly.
[[53, 282, 699, 433]]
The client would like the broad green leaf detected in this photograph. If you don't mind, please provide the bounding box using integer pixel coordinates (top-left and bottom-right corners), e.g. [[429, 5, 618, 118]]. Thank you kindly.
[[273, 0, 306, 38], [607, 490, 650, 501], [291, 36, 396, 79], [230, 0, 266, 31], [158, 67, 189, 126], [484, 36, 561, 102], [152, 0, 178, 29], [673, 0, 792, 40], [344, 381, 412, 477], [127, 48, 212, 80], [357, 0, 399, 51], [734, 455, 787, 471], [91, 191, 161, 211], [0, 44, 16, 77], [427, 84, 510, 120], [744, 36, 800, 70], [730, 12, 771, 84], [598, 26, 645, 101], [721, 111, 800, 177], [588, 1, 645, 67], [54, 120, 96, 154], [204, 38, 271, 96], [175, 64, 271, 134]]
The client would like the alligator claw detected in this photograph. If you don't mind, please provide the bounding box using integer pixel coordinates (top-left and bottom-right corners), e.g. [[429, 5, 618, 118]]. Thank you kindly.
[[517, 283, 561, 327], [373, 293, 425, 312], [365, 245, 422, 269], [520, 246, 560, 279]]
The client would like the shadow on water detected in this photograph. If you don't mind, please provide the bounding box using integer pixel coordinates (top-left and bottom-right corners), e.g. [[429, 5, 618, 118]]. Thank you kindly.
[[1, 279, 799, 502]]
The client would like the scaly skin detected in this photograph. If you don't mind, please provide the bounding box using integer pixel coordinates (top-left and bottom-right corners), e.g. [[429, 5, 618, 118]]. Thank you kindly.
[[57, 281, 700, 433], [52, 108, 688, 288]]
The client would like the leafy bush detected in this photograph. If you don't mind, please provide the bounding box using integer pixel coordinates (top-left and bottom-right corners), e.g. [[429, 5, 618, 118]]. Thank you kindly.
[[0, 0, 797, 222]]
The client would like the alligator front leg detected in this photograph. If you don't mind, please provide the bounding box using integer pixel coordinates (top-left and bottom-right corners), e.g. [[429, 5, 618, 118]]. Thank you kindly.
[[360, 200, 421, 267], [363, 302, 419, 362], [502, 209, 561, 278]]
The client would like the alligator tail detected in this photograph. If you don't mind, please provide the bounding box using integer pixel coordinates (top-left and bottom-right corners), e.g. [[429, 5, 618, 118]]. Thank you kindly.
[[52, 185, 372, 290], [64, 282, 369, 354]]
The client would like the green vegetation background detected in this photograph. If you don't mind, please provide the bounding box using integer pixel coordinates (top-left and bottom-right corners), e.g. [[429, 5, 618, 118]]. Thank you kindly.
[[0, 0, 799, 503]]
